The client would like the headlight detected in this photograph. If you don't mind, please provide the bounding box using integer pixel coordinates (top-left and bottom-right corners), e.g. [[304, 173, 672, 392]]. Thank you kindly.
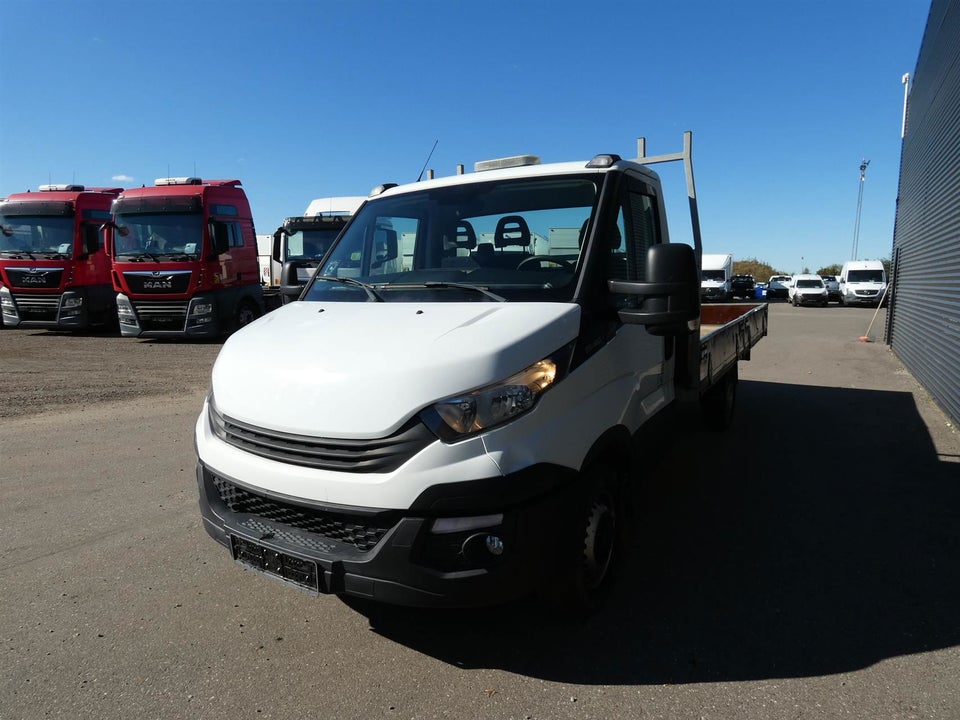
[[423, 349, 571, 441]]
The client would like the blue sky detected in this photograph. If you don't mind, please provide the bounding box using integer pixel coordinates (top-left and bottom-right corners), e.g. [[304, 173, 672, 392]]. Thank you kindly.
[[0, 0, 929, 274]]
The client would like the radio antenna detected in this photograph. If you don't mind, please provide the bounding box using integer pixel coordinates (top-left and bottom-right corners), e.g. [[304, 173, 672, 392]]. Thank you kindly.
[[416, 139, 439, 181]]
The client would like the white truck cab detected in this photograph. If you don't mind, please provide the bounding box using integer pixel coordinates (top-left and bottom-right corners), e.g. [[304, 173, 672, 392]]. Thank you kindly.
[[194, 133, 766, 613], [700, 253, 732, 302], [268, 196, 368, 307]]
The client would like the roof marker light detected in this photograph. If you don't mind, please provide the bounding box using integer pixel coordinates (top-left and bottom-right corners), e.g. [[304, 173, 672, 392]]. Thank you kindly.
[[369, 183, 398, 196], [585, 154, 622, 168], [39, 184, 85, 192], [155, 177, 203, 186], [474, 155, 541, 172]]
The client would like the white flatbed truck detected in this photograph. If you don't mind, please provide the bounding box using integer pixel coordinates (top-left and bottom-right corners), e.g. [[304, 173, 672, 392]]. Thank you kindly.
[[194, 131, 767, 613]]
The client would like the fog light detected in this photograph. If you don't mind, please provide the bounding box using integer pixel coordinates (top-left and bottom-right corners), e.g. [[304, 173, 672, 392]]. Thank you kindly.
[[485, 535, 504, 556]]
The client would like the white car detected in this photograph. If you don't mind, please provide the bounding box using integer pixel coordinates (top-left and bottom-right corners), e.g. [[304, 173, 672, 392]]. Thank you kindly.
[[789, 274, 828, 307]]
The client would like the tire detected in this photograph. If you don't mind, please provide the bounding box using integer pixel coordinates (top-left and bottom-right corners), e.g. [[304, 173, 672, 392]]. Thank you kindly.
[[548, 463, 626, 617], [234, 298, 261, 331], [701, 364, 737, 431]]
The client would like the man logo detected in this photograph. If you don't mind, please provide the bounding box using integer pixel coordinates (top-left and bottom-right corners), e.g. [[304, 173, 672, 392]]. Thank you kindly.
[[143, 274, 174, 290]]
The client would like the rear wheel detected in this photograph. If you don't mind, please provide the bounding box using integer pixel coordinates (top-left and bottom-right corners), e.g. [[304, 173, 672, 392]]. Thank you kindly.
[[701, 364, 738, 431]]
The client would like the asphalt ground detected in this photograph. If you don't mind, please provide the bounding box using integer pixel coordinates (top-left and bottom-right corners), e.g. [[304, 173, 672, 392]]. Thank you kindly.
[[1, 302, 958, 720]]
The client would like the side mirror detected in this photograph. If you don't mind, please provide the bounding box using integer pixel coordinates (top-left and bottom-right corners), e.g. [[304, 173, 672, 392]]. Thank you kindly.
[[99, 221, 115, 256], [209, 220, 229, 257], [272, 227, 288, 264], [279, 259, 308, 304], [609, 243, 700, 335]]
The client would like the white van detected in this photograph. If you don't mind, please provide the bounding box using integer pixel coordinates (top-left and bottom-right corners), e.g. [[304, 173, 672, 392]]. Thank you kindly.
[[839, 260, 886, 306]]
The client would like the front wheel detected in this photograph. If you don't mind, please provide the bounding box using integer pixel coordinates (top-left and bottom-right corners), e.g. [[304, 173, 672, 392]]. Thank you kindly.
[[234, 298, 261, 331], [547, 463, 626, 616]]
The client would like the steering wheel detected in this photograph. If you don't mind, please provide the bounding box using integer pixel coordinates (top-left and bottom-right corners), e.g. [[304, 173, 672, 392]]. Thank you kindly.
[[516, 256, 574, 271]]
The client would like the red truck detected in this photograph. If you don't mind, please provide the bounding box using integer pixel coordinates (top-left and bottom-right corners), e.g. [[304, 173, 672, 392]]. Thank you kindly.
[[106, 177, 265, 338], [1, 184, 121, 330]]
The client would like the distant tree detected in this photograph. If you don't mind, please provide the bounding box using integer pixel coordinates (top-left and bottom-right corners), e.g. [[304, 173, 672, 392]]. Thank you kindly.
[[817, 263, 842, 276], [732, 257, 785, 281]]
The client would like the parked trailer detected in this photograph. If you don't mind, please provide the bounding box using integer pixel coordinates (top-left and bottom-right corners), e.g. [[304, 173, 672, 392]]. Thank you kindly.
[[194, 131, 767, 614], [1, 185, 121, 329]]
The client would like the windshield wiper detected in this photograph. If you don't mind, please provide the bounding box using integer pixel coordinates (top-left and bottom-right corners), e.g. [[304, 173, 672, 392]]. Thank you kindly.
[[1, 250, 36, 259], [314, 275, 384, 302], [418, 281, 506, 302], [117, 252, 161, 262]]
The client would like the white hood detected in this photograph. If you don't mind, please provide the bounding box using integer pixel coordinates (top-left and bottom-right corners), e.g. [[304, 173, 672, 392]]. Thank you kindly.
[[211, 301, 581, 438]]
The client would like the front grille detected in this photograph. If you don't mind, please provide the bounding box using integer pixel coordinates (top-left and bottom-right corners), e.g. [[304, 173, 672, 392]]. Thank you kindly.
[[211, 474, 397, 553], [7, 268, 63, 289], [123, 270, 192, 294], [132, 300, 188, 331], [13, 293, 60, 320], [210, 404, 435, 473]]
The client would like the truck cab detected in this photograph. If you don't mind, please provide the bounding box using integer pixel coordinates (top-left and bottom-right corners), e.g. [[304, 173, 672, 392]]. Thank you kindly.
[[271, 196, 366, 306], [700, 253, 733, 302], [0, 185, 120, 329], [194, 133, 764, 614], [106, 178, 265, 338]]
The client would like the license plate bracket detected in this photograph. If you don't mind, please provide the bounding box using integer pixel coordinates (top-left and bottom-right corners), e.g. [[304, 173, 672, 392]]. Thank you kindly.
[[230, 535, 322, 593]]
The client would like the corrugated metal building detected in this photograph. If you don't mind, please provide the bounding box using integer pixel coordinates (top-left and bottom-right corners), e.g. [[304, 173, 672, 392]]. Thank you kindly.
[[888, 0, 960, 426]]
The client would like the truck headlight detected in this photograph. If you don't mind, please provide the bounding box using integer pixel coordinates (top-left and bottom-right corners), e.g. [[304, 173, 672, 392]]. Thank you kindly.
[[116, 294, 138, 326], [422, 346, 572, 441]]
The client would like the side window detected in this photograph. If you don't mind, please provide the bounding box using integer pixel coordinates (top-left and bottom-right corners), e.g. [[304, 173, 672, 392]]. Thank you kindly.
[[227, 221, 243, 248], [623, 182, 660, 282], [82, 224, 101, 253], [607, 178, 660, 284]]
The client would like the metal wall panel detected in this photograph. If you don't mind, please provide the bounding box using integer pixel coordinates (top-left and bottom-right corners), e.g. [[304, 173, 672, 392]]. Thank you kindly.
[[889, 0, 960, 426]]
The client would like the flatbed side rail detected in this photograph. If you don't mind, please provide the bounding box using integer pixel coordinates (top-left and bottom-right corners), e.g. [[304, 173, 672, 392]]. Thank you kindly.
[[698, 303, 768, 393]]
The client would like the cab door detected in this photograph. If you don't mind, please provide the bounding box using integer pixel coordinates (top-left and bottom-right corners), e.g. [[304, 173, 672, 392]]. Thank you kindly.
[[577, 170, 670, 431]]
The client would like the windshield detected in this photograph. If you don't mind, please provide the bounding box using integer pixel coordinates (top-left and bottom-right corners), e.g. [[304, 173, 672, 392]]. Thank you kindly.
[[796, 279, 823, 288], [303, 175, 599, 303], [0, 215, 75, 256], [847, 269, 884, 283], [701, 270, 726, 282], [285, 228, 342, 260], [113, 213, 203, 259]]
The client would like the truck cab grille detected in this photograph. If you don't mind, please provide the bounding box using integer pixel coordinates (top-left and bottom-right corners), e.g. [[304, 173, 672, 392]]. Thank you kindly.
[[208, 403, 435, 473]]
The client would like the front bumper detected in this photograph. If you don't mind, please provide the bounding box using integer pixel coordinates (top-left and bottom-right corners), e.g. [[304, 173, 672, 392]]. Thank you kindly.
[[0, 287, 95, 329], [795, 292, 827, 306], [197, 459, 580, 607], [117, 293, 221, 338], [843, 292, 881, 306]]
